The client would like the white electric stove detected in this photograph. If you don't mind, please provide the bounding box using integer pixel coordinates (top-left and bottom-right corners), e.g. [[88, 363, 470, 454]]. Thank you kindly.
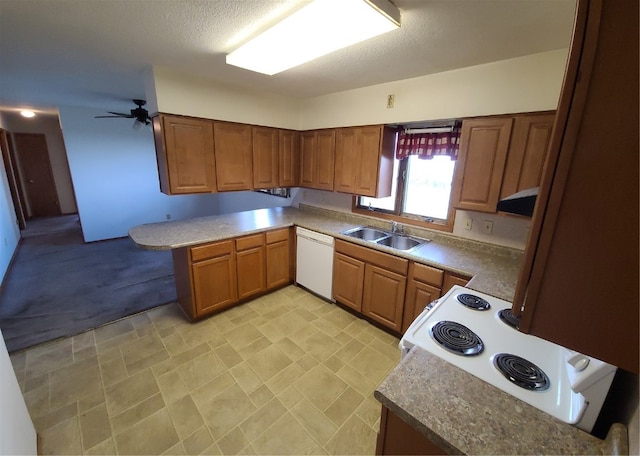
[[399, 285, 617, 433]]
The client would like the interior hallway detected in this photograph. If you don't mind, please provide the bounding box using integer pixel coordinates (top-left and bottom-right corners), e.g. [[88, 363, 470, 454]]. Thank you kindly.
[[10, 285, 400, 455]]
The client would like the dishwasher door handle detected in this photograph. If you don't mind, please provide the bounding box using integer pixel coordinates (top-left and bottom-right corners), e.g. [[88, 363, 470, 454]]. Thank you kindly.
[[298, 235, 332, 247]]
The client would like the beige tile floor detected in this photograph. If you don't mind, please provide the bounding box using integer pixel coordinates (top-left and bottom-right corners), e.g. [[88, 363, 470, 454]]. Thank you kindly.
[[9, 286, 401, 455]]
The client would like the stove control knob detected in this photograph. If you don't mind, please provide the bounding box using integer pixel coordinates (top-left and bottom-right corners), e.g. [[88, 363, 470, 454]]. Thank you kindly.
[[567, 353, 590, 372]]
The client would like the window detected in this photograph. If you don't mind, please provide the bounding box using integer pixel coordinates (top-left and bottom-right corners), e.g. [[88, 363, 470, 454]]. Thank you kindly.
[[356, 126, 459, 231]]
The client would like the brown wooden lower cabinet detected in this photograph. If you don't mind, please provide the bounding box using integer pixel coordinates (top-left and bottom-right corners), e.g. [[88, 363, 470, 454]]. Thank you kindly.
[[333, 239, 408, 332], [442, 272, 471, 295], [402, 262, 444, 332], [332, 252, 365, 312], [173, 239, 238, 319], [334, 239, 473, 335], [236, 233, 266, 300], [266, 228, 292, 289], [173, 228, 292, 320], [376, 406, 447, 456], [363, 265, 406, 332]]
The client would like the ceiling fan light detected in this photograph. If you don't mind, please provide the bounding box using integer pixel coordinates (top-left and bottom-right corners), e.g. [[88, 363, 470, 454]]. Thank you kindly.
[[20, 110, 36, 118], [226, 0, 401, 75]]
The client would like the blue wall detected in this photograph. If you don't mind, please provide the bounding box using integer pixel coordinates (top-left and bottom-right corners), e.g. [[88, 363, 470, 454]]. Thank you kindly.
[[58, 106, 222, 242]]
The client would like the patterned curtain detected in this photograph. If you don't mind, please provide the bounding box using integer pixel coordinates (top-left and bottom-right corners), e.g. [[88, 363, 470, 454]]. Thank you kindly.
[[396, 126, 461, 160]]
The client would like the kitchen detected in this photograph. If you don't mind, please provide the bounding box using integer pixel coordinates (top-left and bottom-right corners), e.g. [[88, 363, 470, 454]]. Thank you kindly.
[[0, 0, 638, 454]]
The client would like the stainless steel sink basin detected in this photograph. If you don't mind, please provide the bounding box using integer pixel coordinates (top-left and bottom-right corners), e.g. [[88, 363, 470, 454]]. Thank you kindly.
[[341, 226, 388, 242], [376, 234, 424, 251], [341, 226, 429, 252]]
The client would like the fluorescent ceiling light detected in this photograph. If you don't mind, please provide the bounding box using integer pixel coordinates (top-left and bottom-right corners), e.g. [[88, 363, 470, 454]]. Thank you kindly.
[[226, 0, 401, 75], [20, 110, 35, 118]]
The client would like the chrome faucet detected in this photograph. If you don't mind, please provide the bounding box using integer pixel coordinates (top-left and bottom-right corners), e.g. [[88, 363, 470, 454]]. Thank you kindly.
[[391, 221, 403, 234]]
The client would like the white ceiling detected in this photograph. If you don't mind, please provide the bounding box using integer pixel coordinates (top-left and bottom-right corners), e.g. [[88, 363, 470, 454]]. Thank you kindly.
[[0, 0, 576, 114]]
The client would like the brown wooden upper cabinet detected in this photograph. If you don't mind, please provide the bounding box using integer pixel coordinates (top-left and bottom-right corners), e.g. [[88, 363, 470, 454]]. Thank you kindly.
[[452, 112, 555, 214], [500, 113, 555, 200], [452, 117, 514, 213], [214, 121, 253, 191], [300, 129, 335, 191], [334, 125, 395, 198], [252, 126, 279, 189], [153, 114, 217, 195], [278, 129, 300, 187]]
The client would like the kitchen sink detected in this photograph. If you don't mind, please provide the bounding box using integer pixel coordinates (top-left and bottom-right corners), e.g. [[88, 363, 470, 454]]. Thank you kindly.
[[341, 226, 429, 252], [341, 226, 389, 242], [376, 234, 423, 251]]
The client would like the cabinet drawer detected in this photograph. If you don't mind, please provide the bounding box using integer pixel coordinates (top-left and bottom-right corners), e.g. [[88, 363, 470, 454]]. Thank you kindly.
[[411, 262, 443, 287], [190, 240, 233, 262], [266, 228, 289, 244], [236, 233, 264, 251], [335, 239, 408, 276]]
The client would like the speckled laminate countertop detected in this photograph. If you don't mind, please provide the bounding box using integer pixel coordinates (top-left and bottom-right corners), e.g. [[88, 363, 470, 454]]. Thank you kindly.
[[375, 347, 626, 455], [128, 205, 523, 301]]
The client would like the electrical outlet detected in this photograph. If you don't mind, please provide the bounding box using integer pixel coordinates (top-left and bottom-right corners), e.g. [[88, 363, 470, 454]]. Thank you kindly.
[[166, 214, 171, 220], [464, 218, 473, 230], [483, 220, 494, 234], [387, 94, 395, 108]]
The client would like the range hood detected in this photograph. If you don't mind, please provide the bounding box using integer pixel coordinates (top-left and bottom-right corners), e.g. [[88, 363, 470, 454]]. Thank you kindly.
[[497, 187, 538, 217]]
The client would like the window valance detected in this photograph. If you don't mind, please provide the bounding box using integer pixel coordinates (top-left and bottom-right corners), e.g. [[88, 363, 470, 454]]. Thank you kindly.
[[396, 125, 461, 160]]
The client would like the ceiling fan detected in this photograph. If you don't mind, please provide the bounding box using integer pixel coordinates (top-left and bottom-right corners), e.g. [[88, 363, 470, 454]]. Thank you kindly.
[[94, 99, 151, 125]]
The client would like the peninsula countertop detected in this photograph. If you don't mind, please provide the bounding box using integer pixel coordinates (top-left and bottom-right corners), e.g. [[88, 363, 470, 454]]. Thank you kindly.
[[375, 347, 628, 455], [128, 205, 523, 301]]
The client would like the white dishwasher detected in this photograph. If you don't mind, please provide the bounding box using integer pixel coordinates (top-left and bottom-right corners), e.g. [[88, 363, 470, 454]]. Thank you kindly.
[[295, 227, 334, 300]]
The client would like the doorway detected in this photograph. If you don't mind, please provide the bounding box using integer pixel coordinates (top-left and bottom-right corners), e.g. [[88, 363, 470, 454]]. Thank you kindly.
[[13, 133, 61, 218]]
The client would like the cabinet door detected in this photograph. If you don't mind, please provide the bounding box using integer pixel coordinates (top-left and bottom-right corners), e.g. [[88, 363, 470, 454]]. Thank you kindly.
[[315, 129, 335, 190], [376, 406, 447, 456], [214, 121, 253, 191], [236, 246, 266, 300], [300, 131, 316, 187], [354, 125, 385, 197], [402, 280, 441, 333], [266, 239, 291, 289], [442, 272, 470, 295], [334, 128, 357, 193], [154, 115, 216, 194], [501, 113, 556, 199], [332, 252, 365, 312], [192, 254, 238, 316], [279, 130, 299, 187], [362, 264, 406, 332], [452, 118, 513, 212], [253, 126, 279, 189]]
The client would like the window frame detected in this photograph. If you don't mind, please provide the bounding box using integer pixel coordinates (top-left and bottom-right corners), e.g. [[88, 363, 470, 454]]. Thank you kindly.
[[352, 155, 458, 233]]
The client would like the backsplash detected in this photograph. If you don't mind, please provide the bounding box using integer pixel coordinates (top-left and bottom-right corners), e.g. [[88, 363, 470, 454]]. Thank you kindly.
[[292, 188, 529, 251]]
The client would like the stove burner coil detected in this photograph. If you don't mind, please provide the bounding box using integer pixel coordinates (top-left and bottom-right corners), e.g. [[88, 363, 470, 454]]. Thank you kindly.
[[493, 353, 550, 391], [457, 293, 491, 311], [429, 321, 484, 356], [498, 308, 521, 329]]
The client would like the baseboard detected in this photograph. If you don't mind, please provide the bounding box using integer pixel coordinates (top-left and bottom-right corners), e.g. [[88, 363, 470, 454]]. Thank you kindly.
[[0, 236, 22, 293]]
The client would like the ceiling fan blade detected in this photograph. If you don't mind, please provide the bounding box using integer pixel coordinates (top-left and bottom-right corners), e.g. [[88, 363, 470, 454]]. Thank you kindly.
[[107, 111, 134, 117]]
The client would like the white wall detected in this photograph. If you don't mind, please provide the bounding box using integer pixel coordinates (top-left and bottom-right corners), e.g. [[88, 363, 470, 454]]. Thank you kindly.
[[58, 105, 222, 242], [151, 66, 300, 129], [217, 189, 298, 215], [0, 328, 37, 456], [299, 49, 568, 129], [3, 112, 77, 214], [0, 113, 21, 284]]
